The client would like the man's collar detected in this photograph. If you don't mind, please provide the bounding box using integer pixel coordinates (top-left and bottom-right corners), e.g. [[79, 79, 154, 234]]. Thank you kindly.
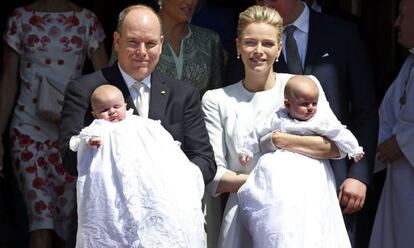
[[290, 2, 310, 34], [117, 63, 151, 88]]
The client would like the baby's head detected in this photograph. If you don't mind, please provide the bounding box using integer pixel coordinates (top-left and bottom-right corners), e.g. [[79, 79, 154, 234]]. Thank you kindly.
[[284, 75, 319, 121], [91, 84, 127, 122]]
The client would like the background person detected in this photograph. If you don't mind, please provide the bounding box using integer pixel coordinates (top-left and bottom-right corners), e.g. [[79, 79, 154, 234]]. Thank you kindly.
[[369, 0, 414, 247], [0, 0, 108, 247]]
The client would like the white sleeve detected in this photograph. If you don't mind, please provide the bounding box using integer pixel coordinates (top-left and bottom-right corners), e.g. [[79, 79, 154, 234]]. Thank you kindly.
[[315, 117, 363, 159], [308, 75, 347, 159], [202, 91, 230, 196], [69, 120, 104, 151], [394, 77, 414, 168]]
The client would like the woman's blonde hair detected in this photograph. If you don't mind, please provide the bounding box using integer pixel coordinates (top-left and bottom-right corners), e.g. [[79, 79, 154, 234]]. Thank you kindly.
[[237, 5, 283, 42]]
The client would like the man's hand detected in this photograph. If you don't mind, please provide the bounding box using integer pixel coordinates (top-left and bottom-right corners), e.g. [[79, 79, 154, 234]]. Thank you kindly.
[[377, 135, 403, 164], [338, 178, 367, 214]]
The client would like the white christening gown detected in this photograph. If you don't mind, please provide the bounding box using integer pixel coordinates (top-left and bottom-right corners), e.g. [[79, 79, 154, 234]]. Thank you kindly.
[[70, 113, 205, 248]]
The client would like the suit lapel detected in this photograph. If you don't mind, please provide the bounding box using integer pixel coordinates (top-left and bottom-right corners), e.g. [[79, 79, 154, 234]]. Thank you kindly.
[[148, 73, 168, 121], [102, 64, 139, 115], [304, 10, 324, 75]]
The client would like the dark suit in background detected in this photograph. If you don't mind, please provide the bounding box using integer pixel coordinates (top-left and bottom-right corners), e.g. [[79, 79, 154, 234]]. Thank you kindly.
[[59, 63, 216, 184], [226, 6, 378, 247]]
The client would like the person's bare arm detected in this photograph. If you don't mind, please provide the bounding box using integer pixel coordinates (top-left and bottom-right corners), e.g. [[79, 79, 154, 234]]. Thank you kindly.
[[216, 170, 249, 194], [0, 45, 19, 175], [271, 131, 340, 159], [90, 43, 108, 71]]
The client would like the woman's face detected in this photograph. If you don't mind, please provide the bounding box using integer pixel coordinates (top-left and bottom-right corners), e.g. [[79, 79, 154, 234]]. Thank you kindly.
[[237, 22, 281, 74], [161, 0, 198, 23]]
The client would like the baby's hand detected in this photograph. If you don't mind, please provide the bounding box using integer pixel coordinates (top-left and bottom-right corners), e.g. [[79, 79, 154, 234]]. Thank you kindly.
[[88, 136, 102, 148], [353, 152, 365, 162], [239, 154, 251, 166]]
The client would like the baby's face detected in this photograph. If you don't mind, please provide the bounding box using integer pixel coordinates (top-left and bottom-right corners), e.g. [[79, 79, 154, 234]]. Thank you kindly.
[[92, 93, 127, 122], [287, 92, 318, 121]]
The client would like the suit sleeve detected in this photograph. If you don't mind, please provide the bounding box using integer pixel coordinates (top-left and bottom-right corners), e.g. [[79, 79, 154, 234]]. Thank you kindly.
[[59, 79, 93, 176], [181, 86, 217, 184], [201, 90, 230, 195], [345, 23, 378, 186]]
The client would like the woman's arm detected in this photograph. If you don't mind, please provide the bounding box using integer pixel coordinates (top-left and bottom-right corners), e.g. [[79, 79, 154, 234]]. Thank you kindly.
[[270, 130, 340, 159], [263, 75, 342, 160], [202, 90, 239, 195], [0, 45, 20, 174], [90, 43, 108, 70], [216, 170, 248, 194]]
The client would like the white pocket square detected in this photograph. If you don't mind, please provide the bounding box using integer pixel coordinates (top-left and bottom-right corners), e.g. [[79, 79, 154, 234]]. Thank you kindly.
[[321, 53, 329, 57]]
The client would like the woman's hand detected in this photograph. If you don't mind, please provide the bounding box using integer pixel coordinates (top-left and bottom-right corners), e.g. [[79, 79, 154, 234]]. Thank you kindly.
[[216, 171, 248, 194]]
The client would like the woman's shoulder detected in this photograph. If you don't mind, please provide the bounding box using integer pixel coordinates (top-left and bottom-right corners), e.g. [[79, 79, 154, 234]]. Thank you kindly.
[[189, 24, 220, 40], [7, 6, 28, 19], [202, 82, 244, 104]]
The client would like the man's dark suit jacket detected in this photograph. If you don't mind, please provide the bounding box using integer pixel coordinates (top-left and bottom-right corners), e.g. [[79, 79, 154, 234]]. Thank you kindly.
[[226, 9, 378, 189], [59, 63, 217, 184]]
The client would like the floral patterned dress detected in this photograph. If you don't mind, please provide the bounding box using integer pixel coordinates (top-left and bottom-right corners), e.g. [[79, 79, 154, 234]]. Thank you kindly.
[[4, 6, 105, 239]]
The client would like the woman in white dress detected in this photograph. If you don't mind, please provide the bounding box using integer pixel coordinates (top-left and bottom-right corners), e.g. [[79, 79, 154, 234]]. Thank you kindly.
[[0, 0, 108, 247], [202, 5, 344, 248]]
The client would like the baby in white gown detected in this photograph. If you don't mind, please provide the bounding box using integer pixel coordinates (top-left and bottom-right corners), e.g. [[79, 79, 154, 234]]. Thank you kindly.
[[70, 85, 205, 248], [237, 76, 363, 248]]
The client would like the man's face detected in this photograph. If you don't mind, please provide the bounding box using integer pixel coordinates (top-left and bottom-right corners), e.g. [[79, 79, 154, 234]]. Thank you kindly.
[[114, 9, 164, 81], [257, 0, 300, 25], [394, 0, 414, 48]]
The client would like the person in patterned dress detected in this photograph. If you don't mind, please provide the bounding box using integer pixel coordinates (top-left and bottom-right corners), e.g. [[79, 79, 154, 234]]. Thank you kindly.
[[0, 0, 108, 247]]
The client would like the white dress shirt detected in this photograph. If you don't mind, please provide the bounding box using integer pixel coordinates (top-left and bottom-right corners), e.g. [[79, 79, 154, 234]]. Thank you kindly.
[[282, 2, 310, 68], [118, 63, 151, 117]]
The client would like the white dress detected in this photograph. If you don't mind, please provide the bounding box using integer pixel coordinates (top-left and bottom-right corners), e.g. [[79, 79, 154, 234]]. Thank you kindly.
[[202, 73, 339, 248], [237, 108, 357, 248], [369, 52, 414, 248], [70, 113, 205, 248]]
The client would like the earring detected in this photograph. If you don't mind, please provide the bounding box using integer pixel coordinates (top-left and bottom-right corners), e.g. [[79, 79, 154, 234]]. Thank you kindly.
[[237, 54, 240, 59], [275, 57, 279, 62], [158, 0, 162, 10]]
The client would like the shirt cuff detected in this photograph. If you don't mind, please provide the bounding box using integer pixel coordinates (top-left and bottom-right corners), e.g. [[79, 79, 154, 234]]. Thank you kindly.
[[259, 132, 278, 153]]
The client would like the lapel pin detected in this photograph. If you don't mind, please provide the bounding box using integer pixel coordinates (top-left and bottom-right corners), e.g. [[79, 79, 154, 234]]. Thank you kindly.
[[160, 90, 166, 95]]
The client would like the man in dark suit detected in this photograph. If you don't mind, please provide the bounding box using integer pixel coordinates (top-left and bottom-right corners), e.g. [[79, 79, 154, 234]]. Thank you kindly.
[[59, 4, 216, 184], [227, 0, 377, 246]]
